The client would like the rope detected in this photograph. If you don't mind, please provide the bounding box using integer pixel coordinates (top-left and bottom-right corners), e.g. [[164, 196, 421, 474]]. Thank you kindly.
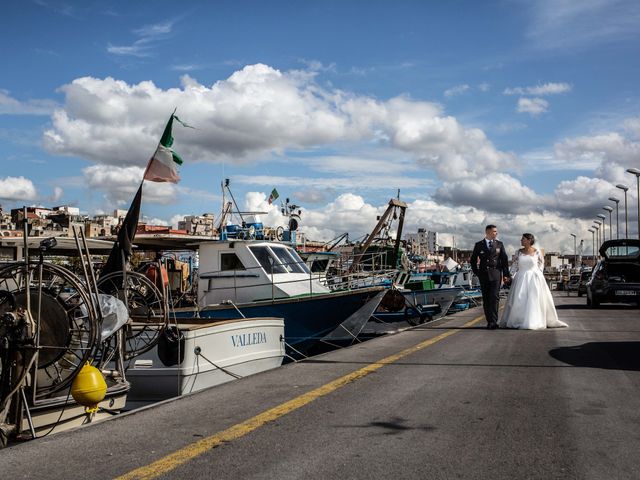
[[195, 349, 243, 379], [36, 388, 73, 439], [281, 339, 308, 362]]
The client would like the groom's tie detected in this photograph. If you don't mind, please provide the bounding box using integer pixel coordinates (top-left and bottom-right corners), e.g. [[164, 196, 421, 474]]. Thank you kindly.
[[488, 240, 493, 249]]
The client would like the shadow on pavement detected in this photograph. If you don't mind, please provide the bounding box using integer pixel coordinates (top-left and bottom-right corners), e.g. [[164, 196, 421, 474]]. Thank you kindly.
[[336, 416, 436, 435], [555, 303, 638, 310], [549, 342, 640, 371]]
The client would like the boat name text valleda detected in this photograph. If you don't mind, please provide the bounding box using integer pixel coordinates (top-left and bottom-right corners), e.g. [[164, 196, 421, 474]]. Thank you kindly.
[[231, 331, 268, 347]]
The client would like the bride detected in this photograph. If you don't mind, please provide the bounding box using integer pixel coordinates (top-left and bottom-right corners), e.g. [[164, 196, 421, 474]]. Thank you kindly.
[[499, 233, 568, 330]]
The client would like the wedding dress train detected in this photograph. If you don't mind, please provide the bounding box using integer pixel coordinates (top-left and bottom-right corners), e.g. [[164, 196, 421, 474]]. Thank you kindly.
[[499, 249, 568, 330]]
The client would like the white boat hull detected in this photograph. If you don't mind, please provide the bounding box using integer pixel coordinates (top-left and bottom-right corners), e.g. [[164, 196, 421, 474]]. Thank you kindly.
[[125, 317, 285, 408]]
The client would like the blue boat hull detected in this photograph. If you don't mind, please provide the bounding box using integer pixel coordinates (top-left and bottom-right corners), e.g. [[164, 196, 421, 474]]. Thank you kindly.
[[172, 287, 384, 354], [362, 286, 464, 336]]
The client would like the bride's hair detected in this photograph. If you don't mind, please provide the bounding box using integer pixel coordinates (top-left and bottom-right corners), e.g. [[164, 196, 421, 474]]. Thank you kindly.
[[522, 233, 535, 245]]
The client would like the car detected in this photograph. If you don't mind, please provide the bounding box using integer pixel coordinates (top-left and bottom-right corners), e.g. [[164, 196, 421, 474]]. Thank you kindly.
[[577, 269, 591, 297], [586, 239, 640, 307], [566, 274, 581, 292]]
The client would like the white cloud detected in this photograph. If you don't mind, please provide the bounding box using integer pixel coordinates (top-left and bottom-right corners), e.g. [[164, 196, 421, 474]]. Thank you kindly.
[[380, 97, 518, 179], [0, 90, 57, 115], [43, 64, 517, 181], [623, 117, 640, 138], [142, 216, 170, 226], [82, 165, 177, 207], [307, 154, 420, 175], [133, 21, 173, 37], [107, 20, 176, 57], [505, 83, 570, 118], [493, 122, 528, 134], [400, 198, 587, 255], [444, 84, 470, 97], [550, 175, 629, 218], [0, 176, 38, 201], [433, 174, 543, 214], [291, 187, 333, 205], [526, 0, 640, 51], [504, 82, 572, 96], [299, 193, 385, 242], [169, 214, 187, 229], [517, 97, 549, 115], [554, 132, 640, 178], [50, 186, 64, 203], [291, 194, 593, 255], [171, 64, 204, 72], [232, 173, 429, 190]]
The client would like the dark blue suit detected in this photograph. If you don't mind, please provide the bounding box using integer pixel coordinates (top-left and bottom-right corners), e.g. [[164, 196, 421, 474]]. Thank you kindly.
[[471, 239, 511, 327]]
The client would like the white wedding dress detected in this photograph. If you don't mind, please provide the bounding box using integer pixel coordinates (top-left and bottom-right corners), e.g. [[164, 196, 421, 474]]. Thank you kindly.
[[499, 249, 568, 330]]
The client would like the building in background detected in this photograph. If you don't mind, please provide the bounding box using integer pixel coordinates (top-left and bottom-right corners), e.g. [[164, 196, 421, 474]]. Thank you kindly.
[[178, 214, 215, 236], [406, 228, 438, 256]]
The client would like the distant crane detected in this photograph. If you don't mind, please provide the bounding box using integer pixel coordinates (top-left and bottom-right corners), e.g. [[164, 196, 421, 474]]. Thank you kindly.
[[323, 232, 350, 251], [349, 198, 407, 272]]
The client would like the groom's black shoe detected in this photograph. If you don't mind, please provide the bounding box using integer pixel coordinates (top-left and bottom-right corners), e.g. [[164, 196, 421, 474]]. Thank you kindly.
[[487, 322, 498, 330]]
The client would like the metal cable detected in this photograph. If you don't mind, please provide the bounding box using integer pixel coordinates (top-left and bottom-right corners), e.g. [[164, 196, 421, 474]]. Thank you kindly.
[[195, 350, 243, 379]]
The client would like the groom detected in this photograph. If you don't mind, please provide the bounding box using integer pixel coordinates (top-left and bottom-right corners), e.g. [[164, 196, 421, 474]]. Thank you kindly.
[[470, 224, 511, 329]]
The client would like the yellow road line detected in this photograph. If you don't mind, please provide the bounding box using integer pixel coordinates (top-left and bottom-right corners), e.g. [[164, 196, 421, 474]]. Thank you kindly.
[[115, 314, 484, 480]]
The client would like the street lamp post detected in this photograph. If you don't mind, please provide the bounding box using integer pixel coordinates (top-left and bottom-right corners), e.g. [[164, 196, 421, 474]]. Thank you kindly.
[[596, 213, 607, 242], [627, 168, 640, 239], [588, 228, 595, 264], [603, 206, 613, 241], [616, 184, 629, 239], [593, 221, 601, 256], [570, 233, 577, 269], [608, 196, 620, 239]]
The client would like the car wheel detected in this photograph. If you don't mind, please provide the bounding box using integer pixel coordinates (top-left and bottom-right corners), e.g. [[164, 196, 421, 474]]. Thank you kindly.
[[591, 295, 600, 308], [578, 291, 583, 297]]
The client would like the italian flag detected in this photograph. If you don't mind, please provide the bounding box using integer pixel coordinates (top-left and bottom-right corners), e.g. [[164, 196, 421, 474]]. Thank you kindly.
[[268, 188, 279, 205], [143, 115, 185, 183]]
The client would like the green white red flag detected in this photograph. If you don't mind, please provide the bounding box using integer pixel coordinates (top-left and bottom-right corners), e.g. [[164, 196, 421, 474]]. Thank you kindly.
[[268, 188, 279, 205], [143, 114, 190, 183]]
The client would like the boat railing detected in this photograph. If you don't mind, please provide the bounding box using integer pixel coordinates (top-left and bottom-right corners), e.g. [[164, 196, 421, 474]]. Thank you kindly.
[[195, 252, 394, 305], [322, 250, 400, 291]]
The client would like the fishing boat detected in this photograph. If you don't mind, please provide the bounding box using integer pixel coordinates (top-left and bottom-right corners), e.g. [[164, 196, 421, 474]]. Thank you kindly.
[[93, 245, 287, 408], [357, 285, 464, 337], [151, 237, 384, 356], [0, 232, 130, 446], [123, 316, 285, 409], [407, 265, 482, 313], [408, 268, 480, 290]]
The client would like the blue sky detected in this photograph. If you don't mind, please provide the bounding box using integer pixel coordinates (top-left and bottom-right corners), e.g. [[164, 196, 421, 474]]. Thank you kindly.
[[2, 0, 640, 254]]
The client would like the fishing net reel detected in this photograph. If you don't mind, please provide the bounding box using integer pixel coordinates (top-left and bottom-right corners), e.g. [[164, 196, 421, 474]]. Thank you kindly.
[[0, 261, 99, 403], [97, 271, 168, 360]]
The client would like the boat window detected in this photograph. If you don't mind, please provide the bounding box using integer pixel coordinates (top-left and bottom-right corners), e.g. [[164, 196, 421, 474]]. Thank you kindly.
[[220, 253, 245, 271], [248, 246, 286, 274], [286, 247, 311, 274], [310, 259, 329, 273], [270, 246, 305, 273]]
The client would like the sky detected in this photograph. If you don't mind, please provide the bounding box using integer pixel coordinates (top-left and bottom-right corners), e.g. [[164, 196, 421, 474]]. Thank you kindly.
[[2, 0, 640, 256]]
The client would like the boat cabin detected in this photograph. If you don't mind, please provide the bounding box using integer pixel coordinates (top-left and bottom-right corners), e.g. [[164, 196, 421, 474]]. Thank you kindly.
[[197, 240, 330, 305]]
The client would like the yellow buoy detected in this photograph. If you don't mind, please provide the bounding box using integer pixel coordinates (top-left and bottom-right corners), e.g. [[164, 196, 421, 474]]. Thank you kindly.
[[71, 363, 107, 412]]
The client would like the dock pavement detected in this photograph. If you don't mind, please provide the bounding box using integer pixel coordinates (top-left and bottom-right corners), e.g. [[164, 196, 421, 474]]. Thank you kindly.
[[1, 293, 639, 480]]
